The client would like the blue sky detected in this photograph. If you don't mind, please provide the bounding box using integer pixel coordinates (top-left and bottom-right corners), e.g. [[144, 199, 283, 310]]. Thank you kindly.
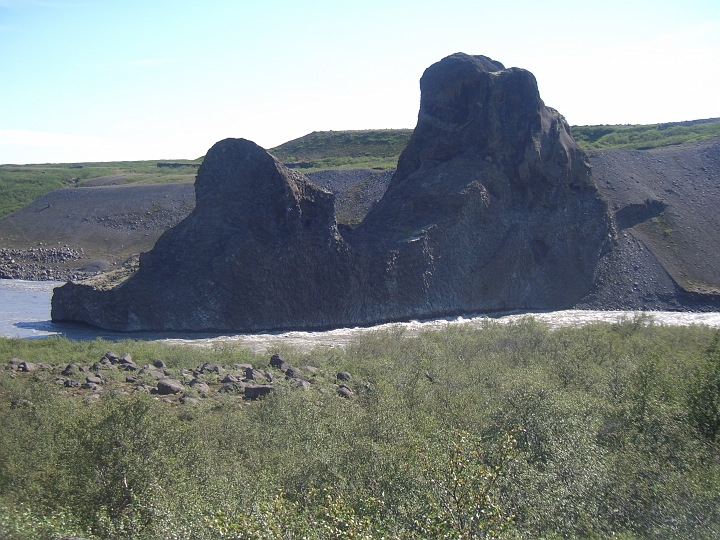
[[1, 0, 718, 164]]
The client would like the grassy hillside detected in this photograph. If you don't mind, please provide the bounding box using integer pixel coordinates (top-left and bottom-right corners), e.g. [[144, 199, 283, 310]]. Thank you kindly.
[[0, 159, 200, 220], [2, 118, 719, 221], [571, 117, 720, 152], [1, 319, 719, 538], [268, 129, 413, 171]]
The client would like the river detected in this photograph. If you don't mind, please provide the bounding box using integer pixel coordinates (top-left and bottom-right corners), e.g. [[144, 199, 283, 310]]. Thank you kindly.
[[2, 279, 720, 353]]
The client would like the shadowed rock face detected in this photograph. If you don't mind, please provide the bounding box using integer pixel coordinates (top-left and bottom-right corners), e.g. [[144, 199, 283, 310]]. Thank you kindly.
[[52, 53, 613, 332]]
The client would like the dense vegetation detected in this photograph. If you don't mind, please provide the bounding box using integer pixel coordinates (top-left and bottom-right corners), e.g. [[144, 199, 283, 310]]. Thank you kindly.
[[1, 317, 719, 539], [0, 160, 200, 220], [570, 118, 720, 152], [268, 129, 413, 171]]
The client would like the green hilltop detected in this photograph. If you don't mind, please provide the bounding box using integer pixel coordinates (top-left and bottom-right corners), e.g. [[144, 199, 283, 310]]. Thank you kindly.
[[267, 128, 413, 171], [1, 118, 719, 220]]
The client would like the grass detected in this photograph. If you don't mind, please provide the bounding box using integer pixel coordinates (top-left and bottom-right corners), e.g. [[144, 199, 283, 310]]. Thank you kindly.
[[1, 318, 719, 538], [0, 159, 201, 220], [570, 117, 720, 152], [268, 129, 413, 172]]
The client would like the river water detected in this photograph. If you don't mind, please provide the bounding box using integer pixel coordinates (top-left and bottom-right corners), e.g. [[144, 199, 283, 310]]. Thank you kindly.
[[2, 279, 720, 353]]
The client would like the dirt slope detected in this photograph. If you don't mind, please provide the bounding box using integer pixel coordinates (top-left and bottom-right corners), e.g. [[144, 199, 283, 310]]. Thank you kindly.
[[0, 182, 195, 280], [583, 138, 720, 309]]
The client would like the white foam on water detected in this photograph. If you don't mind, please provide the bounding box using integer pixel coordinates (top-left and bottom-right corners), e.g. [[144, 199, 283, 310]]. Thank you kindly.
[[2, 279, 719, 352], [159, 309, 720, 353]]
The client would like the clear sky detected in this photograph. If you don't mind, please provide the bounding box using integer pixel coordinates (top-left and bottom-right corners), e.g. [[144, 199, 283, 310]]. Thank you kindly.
[[1, 0, 718, 164]]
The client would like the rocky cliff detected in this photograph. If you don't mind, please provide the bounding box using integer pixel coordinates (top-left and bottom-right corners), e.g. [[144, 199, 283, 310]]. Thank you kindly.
[[52, 53, 613, 332]]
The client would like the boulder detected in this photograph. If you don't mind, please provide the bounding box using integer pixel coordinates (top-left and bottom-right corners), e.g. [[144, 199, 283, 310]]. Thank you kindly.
[[157, 379, 184, 395], [189, 379, 210, 397], [244, 385, 275, 399]]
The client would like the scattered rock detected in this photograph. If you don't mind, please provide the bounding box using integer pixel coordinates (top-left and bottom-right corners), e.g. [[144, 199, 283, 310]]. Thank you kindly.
[[157, 379, 184, 395], [7, 358, 23, 371], [244, 385, 275, 399], [86, 375, 103, 385], [19, 362, 37, 372], [245, 368, 271, 382], [337, 385, 354, 399], [336, 371, 351, 381], [200, 362, 224, 375], [285, 367, 309, 381], [189, 379, 211, 397]]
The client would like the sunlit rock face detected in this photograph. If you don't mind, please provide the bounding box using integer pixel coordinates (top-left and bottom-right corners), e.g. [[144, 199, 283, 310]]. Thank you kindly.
[[52, 53, 612, 332], [351, 53, 613, 318]]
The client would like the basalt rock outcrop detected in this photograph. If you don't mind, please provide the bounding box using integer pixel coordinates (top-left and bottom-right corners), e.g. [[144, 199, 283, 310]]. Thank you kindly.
[[52, 53, 613, 332]]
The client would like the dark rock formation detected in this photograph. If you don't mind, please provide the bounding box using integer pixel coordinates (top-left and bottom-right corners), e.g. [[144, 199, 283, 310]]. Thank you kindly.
[[52, 53, 612, 332], [349, 53, 612, 317]]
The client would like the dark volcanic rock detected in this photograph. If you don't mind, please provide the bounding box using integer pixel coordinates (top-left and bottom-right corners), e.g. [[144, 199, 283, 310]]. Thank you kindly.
[[52, 53, 612, 332], [350, 53, 612, 316], [52, 138, 350, 331]]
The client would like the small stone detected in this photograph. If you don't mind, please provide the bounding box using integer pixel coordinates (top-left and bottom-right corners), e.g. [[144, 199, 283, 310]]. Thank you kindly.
[[153, 359, 166, 369], [337, 386, 354, 398], [19, 362, 37, 372], [336, 371, 351, 381]]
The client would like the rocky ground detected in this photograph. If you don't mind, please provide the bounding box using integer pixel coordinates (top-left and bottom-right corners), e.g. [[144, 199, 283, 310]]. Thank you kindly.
[[3, 351, 359, 407]]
